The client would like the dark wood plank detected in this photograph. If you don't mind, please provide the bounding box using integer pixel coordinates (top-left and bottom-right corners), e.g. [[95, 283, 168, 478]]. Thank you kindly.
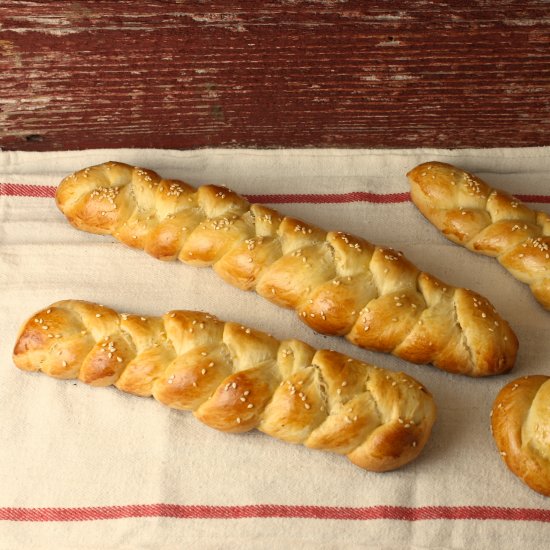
[[1, 1, 549, 151]]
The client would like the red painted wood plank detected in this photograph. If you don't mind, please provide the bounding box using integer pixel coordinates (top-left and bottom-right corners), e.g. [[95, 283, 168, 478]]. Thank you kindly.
[[1, 1, 549, 151]]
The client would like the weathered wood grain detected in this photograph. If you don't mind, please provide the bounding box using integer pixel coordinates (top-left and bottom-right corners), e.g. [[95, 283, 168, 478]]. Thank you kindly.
[[1, 1, 549, 150]]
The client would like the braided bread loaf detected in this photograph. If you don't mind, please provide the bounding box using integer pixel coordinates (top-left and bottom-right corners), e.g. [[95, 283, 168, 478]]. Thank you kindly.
[[56, 161, 518, 377], [408, 161, 550, 310], [491, 375, 550, 496], [13, 300, 436, 472]]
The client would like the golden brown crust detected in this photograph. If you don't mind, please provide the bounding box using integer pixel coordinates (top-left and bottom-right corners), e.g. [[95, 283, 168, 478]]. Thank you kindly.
[[491, 375, 550, 496], [55, 161, 518, 376], [13, 300, 436, 472], [408, 161, 550, 310]]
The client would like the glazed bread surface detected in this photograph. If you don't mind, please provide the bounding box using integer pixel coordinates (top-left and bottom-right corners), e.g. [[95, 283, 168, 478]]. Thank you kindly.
[[408, 161, 550, 310], [13, 300, 437, 472], [491, 375, 550, 496], [56, 162, 518, 377]]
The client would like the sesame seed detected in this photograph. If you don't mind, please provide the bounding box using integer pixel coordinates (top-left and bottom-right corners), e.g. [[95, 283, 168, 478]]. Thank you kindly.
[[96, 314, 101, 318], [247, 403, 254, 409], [236, 417, 241, 424], [304, 403, 311, 410], [62, 361, 67, 367]]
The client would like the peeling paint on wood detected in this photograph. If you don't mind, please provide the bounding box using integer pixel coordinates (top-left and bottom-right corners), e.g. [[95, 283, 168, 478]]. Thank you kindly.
[[1, 1, 549, 151]]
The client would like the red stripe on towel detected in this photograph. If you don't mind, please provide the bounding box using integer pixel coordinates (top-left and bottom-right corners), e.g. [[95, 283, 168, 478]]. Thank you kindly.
[[1, 183, 549, 205], [2, 504, 550, 522]]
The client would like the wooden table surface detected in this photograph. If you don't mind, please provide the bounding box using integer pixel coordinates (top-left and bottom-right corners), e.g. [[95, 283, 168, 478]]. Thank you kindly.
[[1, 1, 549, 151]]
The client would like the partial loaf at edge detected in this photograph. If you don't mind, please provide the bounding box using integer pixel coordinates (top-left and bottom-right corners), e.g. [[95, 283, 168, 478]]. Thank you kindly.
[[56, 162, 518, 377], [491, 375, 550, 496], [408, 161, 550, 310], [13, 300, 437, 472]]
